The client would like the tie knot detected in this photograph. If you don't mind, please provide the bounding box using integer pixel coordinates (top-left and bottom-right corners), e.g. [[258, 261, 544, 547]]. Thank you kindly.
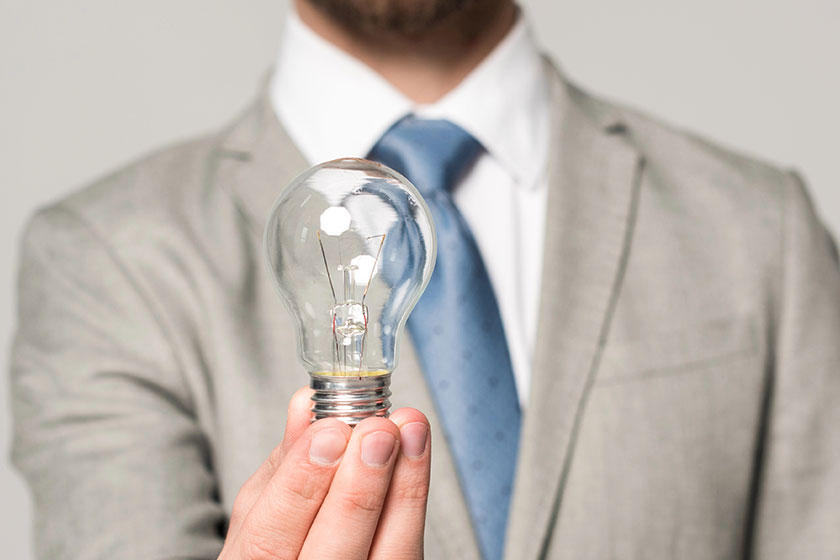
[[368, 116, 483, 197]]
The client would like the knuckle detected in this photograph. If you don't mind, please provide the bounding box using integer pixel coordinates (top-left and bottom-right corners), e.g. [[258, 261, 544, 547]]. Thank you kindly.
[[241, 532, 294, 560], [338, 487, 386, 513], [226, 510, 243, 537], [230, 487, 253, 518], [278, 465, 330, 511], [390, 479, 430, 504], [231, 491, 247, 513], [266, 444, 285, 471], [285, 479, 323, 509]]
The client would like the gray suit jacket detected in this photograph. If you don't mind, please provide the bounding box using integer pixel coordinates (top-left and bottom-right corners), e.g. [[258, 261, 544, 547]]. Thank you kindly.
[[11, 61, 840, 559]]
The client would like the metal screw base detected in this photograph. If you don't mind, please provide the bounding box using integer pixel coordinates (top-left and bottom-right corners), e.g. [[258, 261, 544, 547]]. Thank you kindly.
[[309, 373, 392, 426]]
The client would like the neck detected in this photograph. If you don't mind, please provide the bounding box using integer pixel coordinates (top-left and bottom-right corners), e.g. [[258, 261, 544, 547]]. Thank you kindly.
[[295, 0, 517, 104]]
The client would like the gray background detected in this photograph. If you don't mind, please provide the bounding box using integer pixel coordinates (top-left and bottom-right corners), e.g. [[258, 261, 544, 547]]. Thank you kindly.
[[1, 0, 837, 556]]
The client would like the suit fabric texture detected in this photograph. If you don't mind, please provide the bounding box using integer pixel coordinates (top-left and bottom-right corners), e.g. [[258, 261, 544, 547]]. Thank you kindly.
[[10, 60, 840, 559]]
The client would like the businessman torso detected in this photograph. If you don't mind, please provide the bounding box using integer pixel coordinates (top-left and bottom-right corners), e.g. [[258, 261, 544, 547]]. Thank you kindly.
[[11, 60, 840, 559]]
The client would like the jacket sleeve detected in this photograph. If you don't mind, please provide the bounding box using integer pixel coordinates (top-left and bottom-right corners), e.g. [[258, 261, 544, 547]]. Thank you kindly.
[[10, 204, 225, 559], [751, 172, 840, 558]]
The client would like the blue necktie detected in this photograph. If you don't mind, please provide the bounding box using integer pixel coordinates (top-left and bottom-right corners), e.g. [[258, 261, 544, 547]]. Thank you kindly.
[[369, 116, 522, 560]]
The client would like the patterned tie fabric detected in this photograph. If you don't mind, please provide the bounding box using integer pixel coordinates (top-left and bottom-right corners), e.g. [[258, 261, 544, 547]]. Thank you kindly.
[[368, 116, 522, 560]]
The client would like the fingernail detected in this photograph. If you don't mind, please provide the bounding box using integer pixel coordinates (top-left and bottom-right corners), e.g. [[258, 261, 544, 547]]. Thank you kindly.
[[400, 422, 428, 459], [309, 428, 346, 465], [361, 431, 397, 467]]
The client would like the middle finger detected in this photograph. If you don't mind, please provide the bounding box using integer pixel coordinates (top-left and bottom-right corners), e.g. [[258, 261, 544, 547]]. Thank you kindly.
[[299, 416, 401, 560]]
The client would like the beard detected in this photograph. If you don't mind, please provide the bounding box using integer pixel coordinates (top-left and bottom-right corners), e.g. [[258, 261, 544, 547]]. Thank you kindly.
[[305, 0, 478, 37]]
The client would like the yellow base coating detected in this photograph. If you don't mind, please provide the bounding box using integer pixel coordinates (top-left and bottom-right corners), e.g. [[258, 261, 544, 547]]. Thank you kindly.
[[313, 369, 390, 378]]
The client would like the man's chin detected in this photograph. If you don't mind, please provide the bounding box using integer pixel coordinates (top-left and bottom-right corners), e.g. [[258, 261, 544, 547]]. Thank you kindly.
[[305, 0, 475, 36]]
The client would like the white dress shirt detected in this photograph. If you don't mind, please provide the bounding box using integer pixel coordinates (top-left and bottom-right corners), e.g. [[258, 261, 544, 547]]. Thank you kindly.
[[271, 9, 550, 406]]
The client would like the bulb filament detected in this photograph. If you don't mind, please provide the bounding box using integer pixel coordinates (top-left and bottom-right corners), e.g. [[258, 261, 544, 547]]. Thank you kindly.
[[317, 230, 386, 376]]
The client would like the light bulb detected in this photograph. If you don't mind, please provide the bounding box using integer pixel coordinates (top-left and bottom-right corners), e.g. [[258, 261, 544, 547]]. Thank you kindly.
[[264, 158, 436, 425]]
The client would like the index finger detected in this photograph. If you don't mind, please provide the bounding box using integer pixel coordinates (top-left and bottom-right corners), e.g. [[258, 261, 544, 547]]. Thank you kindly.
[[226, 386, 313, 537], [298, 416, 401, 560], [281, 386, 315, 455], [232, 417, 351, 559]]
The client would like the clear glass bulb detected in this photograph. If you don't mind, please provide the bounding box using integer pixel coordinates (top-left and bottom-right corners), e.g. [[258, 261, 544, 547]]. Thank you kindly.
[[264, 158, 436, 424]]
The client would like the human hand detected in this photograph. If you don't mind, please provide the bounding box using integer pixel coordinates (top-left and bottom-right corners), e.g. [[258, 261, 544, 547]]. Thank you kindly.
[[218, 387, 432, 560]]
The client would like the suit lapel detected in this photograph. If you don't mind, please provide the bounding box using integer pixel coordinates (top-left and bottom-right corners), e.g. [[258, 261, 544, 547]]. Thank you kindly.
[[216, 80, 309, 238], [216, 80, 482, 559], [505, 61, 644, 560]]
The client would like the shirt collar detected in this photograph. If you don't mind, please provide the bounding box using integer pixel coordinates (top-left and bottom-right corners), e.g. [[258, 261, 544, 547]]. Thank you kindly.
[[271, 8, 549, 189]]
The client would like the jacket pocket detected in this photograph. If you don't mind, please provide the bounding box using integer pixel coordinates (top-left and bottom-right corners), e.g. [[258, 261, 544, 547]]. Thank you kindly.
[[596, 316, 759, 384]]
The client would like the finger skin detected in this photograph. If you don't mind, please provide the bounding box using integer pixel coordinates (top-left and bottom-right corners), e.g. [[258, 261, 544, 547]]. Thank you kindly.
[[280, 386, 315, 455], [298, 416, 402, 560], [369, 408, 432, 560], [225, 417, 352, 560], [225, 386, 313, 537]]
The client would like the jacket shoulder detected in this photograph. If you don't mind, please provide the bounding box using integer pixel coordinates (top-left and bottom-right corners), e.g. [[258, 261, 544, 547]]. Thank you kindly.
[[566, 83, 807, 262], [52, 131, 223, 235], [586, 89, 795, 209]]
